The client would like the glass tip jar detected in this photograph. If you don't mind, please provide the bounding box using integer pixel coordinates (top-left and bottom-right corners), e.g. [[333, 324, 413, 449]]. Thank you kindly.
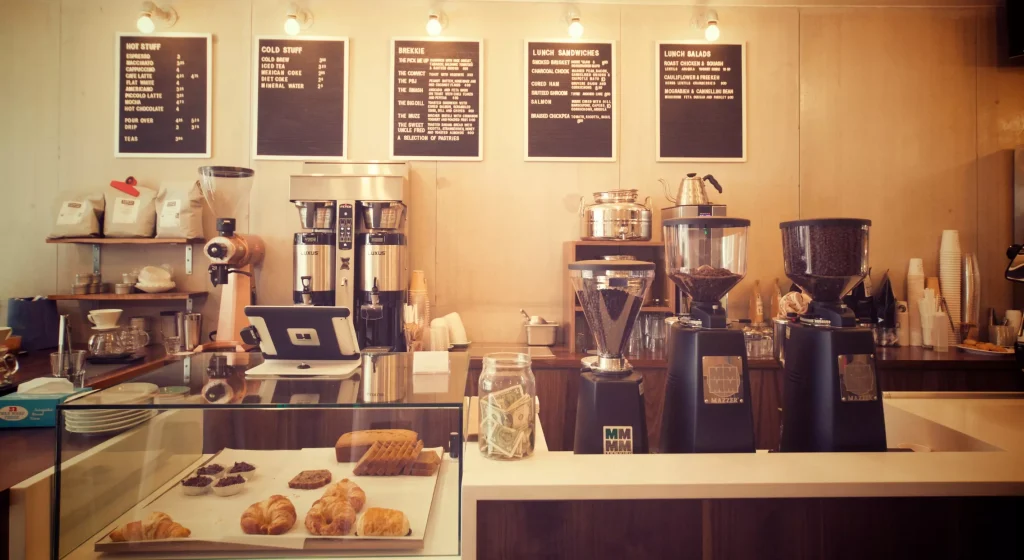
[[478, 352, 536, 460]]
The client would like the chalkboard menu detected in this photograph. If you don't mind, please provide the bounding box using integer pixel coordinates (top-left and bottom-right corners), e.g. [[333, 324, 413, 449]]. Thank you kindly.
[[116, 33, 211, 158], [525, 40, 616, 161], [390, 39, 483, 161], [656, 42, 746, 161], [253, 36, 349, 160]]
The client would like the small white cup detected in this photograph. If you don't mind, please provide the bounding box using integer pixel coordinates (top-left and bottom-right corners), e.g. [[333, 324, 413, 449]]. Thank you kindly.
[[87, 309, 123, 329], [1005, 310, 1022, 337], [429, 324, 450, 351], [443, 312, 469, 344]]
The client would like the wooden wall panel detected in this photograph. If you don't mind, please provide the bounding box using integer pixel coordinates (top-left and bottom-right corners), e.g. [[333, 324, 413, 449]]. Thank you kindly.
[[800, 8, 979, 305]]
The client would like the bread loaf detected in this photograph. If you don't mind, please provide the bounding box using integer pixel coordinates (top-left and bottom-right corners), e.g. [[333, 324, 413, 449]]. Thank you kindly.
[[334, 429, 418, 462]]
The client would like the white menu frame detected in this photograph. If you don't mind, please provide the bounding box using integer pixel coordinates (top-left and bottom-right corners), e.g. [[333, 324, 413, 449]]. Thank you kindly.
[[388, 37, 485, 162], [654, 41, 747, 163], [251, 35, 350, 161], [523, 38, 618, 162], [114, 32, 213, 158]]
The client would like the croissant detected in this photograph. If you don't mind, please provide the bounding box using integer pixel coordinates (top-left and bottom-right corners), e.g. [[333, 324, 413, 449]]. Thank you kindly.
[[355, 507, 410, 537], [321, 478, 366, 512], [109, 512, 190, 542], [240, 495, 297, 535], [304, 497, 356, 536]]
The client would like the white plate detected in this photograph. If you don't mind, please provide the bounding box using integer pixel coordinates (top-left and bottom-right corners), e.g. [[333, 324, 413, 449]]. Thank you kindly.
[[98, 383, 158, 404], [66, 410, 152, 428], [65, 411, 157, 434], [954, 344, 1014, 357], [451, 341, 472, 349], [66, 406, 151, 419]]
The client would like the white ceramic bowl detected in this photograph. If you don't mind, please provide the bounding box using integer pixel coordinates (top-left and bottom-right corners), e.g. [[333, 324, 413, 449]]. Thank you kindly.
[[227, 463, 257, 481], [212, 477, 246, 497], [195, 463, 227, 479], [138, 266, 172, 284], [135, 281, 176, 294], [180, 476, 214, 496]]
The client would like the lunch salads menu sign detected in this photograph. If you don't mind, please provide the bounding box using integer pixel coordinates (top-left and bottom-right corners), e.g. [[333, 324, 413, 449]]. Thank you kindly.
[[390, 39, 483, 161], [525, 40, 616, 161], [116, 33, 211, 158], [656, 42, 746, 161], [253, 37, 349, 160]]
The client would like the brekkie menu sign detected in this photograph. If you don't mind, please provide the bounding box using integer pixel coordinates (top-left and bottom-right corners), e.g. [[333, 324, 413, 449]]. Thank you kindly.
[[391, 39, 483, 160], [253, 37, 349, 160], [525, 40, 616, 161], [116, 33, 211, 158], [656, 42, 746, 161]]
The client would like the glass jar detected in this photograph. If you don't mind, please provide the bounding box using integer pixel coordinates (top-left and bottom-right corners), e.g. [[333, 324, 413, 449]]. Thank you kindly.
[[478, 352, 536, 460]]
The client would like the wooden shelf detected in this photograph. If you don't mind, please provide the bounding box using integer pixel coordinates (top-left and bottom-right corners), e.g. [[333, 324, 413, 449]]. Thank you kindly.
[[46, 237, 204, 245], [574, 305, 673, 313], [571, 240, 664, 247], [47, 292, 207, 301]]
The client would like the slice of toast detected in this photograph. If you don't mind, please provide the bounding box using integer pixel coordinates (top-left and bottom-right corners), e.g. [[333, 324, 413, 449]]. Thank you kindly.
[[353, 441, 382, 476], [410, 449, 441, 476], [399, 441, 424, 475]]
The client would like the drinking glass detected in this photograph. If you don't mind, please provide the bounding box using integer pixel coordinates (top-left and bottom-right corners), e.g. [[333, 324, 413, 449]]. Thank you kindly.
[[163, 336, 182, 355], [50, 350, 87, 383]]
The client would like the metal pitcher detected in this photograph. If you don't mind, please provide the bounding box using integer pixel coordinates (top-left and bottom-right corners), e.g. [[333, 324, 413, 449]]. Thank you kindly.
[[660, 173, 724, 205]]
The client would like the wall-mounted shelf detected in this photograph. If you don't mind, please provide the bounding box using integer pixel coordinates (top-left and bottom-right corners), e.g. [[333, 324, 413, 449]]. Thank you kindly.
[[46, 237, 205, 276], [47, 292, 207, 312]]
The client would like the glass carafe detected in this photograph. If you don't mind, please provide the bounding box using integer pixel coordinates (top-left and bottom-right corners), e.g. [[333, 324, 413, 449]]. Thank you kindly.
[[119, 326, 151, 353], [89, 331, 125, 356], [478, 353, 536, 460]]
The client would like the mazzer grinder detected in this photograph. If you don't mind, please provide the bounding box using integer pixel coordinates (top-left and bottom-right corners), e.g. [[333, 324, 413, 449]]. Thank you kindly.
[[569, 259, 654, 455], [660, 217, 755, 453], [778, 218, 886, 452]]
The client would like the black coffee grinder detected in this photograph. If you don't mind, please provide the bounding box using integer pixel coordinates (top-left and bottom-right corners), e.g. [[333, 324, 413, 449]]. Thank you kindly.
[[660, 217, 755, 453], [569, 260, 655, 455], [778, 218, 886, 452]]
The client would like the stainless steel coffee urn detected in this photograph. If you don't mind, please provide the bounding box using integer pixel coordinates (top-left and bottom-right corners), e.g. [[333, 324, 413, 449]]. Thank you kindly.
[[293, 201, 337, 305]]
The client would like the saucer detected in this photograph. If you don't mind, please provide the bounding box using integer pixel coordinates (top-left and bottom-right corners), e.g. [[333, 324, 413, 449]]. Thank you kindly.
[[91, 326, 120, 331], [451, 341, 471, 349]]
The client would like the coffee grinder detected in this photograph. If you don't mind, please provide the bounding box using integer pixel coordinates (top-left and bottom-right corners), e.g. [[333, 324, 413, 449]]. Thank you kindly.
[[778, 218, 886, 452], [568, 259, 654, 455], [289, 163, 409, 352], [660, 217, 755, 453]]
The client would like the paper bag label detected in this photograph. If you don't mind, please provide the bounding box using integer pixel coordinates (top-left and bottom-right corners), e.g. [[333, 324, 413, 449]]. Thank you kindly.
[[56, 201, 85, 225], [112, 197, 141, 224], [160, 200, 181, 227]]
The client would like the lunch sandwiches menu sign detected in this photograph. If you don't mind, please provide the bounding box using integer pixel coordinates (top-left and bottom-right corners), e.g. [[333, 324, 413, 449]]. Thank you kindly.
[[656, 42, 746, 161], [525, 40, 616, 161], [116, 33, 211, 158], [390, 39, 483, 161], [253, 36, 349, 160]]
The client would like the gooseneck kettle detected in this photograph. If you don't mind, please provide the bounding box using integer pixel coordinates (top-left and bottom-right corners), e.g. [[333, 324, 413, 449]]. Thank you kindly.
[[660, 173, 724, 205]]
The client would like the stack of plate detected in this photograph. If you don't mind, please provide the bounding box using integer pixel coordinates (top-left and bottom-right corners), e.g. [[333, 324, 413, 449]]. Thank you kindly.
[[65, 383, 159, 435], [154, 386, 189, 405], [939, 230, 962, 345]]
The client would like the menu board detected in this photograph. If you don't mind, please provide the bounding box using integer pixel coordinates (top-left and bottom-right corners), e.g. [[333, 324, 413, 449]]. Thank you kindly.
[[656, 42, 746, 162], [525, 40, 616, 161], [253, 36, 349, 160], [389, 39, 482, 161], [115, 33, 211, 158]]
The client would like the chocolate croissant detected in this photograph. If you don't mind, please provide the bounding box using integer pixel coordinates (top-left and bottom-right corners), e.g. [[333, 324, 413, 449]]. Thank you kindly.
[[109, 512, 190, 542], [240, 495, 297, 535]]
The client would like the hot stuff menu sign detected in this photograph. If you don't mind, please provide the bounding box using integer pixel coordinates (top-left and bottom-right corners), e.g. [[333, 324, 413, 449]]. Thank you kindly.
[[525, 40, 616, 161], [116, 33, 211, 158], [253, 37, 349, 160], [391, 39, 483, 160], [656, 42, 746, 161]]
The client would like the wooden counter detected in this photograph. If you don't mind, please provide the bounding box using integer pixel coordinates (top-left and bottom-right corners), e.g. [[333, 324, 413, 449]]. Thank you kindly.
[[466, 345, 1021, 452]]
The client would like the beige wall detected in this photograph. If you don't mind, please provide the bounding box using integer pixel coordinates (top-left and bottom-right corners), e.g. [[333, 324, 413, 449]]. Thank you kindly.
[[0, 0, 1021, 344]]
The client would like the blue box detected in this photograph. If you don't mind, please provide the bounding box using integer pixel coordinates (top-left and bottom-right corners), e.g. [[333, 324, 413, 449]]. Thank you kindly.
[[0, 389, 91, 428]]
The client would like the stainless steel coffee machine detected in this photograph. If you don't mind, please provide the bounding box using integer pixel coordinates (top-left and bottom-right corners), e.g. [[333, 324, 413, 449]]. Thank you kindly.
[[290, 162, 410, 352]]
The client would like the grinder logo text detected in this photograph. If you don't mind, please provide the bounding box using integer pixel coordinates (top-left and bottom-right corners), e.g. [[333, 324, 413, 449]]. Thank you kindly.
[[603, 426, 633, 454]]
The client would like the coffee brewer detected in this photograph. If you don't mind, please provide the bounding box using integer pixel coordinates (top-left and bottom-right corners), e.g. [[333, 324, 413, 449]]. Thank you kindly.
[[778, 218, 886, 452], [289, 162, 409, 352], [568, 259, 654, 455], [660, 217, 755, 453]]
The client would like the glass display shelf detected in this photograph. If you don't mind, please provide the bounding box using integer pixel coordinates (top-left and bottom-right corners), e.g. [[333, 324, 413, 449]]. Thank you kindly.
[[53, 351, 467, 559]]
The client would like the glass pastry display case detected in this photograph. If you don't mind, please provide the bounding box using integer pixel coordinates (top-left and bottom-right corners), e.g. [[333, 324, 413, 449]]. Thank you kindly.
[[52, 351, 467, 559]]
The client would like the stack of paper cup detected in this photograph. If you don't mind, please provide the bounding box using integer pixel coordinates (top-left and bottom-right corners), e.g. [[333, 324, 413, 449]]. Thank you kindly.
[[939, 230, 962, 345], [907, 259, 925, 346]]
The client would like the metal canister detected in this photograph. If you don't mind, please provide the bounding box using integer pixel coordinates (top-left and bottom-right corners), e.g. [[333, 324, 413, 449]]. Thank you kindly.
[[579, 190, 653, 241], [360, 351, 409, 403]]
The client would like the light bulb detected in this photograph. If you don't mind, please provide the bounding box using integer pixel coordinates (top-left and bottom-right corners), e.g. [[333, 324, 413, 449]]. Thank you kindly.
[[705, 22, 720, 41], [284, 15, 300, 36], [137, 13, 155, 33], [426, 14, 442, 36], [568, 17, 584, 39]]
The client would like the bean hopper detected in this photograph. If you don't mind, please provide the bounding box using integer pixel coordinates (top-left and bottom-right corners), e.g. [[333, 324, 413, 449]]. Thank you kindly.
[[568, 260, 654, 455], [778, 218, 886, 452], [660, 217, 755, 453]]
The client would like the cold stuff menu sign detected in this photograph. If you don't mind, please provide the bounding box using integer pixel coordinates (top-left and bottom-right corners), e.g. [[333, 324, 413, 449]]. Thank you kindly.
[[391, 39, 482, 160], [526, 41, 615, 161], [657, 42, 745, 161], [116, 34, 211, 158], [254, 37, 348, 160]]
